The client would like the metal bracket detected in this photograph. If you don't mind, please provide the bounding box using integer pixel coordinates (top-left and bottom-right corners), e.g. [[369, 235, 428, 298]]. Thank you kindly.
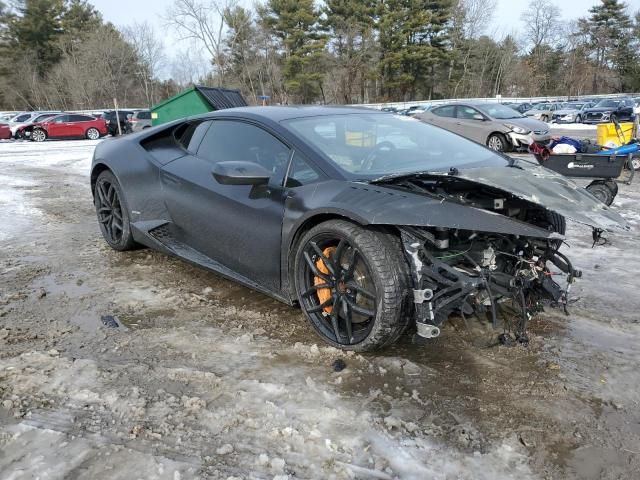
[[413, 288, 434, 303], [416, 322, 441, 339]]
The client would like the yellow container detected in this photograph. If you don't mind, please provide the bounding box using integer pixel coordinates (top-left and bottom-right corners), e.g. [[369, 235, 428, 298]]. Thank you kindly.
[[596, 122, 634, 147]]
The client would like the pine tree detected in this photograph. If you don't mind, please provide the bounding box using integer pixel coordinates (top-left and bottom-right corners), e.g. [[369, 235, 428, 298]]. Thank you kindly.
[[378, 0, 453, 101], [323, 0, 376, 103], [260, 0, 327, 104], [578, 0, 634, 92]]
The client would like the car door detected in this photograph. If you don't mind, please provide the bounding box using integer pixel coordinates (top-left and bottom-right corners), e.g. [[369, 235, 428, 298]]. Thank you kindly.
[[421, 105, 461, 134], [160, 119, 291, 291], [455, 106, 490, 143], [47, 115, 69, 138]]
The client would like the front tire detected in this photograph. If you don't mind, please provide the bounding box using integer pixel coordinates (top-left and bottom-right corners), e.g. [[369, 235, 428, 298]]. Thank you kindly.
[[86, 127, 100, 140], [575, 115, 582, 123], [94, 170, 136, 251], [294, 220, 408, 351], [487, 133, 508, 152], [31, 128, 47, 142]]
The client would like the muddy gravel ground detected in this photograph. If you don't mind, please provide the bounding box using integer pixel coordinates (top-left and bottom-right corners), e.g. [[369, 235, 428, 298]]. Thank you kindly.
[[1, 139, 639, 480]]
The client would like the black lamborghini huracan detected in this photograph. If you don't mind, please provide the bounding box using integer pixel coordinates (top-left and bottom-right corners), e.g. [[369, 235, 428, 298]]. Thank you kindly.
[[91, 106, 628, 351]]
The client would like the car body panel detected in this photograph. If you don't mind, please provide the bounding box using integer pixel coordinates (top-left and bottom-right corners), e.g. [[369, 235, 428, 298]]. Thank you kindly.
[[90, 107, 629, 305], [0, 124, 11, 140]]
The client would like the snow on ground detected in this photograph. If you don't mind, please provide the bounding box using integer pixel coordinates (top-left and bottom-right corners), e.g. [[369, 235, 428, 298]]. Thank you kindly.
[[1, 138, 639, 479], [547, 123, 597, 131]]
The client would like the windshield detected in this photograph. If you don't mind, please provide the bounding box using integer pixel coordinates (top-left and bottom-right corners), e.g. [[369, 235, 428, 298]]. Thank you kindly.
[[533, 104, 551, 110], [477, 104, 524, 119], [284, 114, 507, 179], [564, 103, 584, 110], [595, 99, 621, 108]]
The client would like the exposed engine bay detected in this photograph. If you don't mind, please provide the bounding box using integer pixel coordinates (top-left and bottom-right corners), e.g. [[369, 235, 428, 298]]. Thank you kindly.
[[383, 174, 583, 344]]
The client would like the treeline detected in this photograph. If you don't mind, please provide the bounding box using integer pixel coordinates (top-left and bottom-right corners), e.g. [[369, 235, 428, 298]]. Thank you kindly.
[[178, 0, 640, 105], [1, 0, 639, 111], [0, 0, 178, 110]]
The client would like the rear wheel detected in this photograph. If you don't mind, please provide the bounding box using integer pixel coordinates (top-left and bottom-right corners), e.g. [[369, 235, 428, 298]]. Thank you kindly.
[[31, 128, 47, 142], [94, 170, 136, 251], [86, 127, 100, 140], [487, 133, 508, 152], [294, 220, 408, 351]]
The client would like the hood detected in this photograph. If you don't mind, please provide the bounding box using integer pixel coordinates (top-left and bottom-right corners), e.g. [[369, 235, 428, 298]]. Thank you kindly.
[[584, 107, 616, 114], [371, 159, 629, 232], [554, 108, 579, 116], [503, 117, 549, 131]]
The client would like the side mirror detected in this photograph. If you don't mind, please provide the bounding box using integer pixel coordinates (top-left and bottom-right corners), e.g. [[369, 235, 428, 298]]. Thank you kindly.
[[212, 161, 271, 186], [473, 114, 485, 121]]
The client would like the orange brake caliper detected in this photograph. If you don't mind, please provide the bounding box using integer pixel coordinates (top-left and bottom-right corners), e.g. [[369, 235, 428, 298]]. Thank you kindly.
[[314, 247, 336, 314]]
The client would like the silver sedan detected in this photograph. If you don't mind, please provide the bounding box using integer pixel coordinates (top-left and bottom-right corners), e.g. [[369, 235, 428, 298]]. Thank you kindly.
[[416, 103, 551, 152]]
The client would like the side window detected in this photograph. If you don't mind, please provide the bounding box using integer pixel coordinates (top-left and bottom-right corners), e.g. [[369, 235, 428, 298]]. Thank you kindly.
[[457, 106, 482, 120], [176, 121, 211, 153], [69, 115, 91, 122], [15, 114, 31, 122], [285, 152, 322, 187], [431, 106, 456, 118], [138, 111, 151, 120], [53, 115, 69, 123], [198, 120, 291, 180]]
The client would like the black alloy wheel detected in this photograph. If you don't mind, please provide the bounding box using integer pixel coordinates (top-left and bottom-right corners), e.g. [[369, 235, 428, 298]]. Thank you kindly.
[[94, 170, 136, 250], [295, 220, 407, 351]]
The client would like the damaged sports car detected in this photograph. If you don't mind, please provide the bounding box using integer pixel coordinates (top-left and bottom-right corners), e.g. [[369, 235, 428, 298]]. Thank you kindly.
[[91, 107, 629, 351]]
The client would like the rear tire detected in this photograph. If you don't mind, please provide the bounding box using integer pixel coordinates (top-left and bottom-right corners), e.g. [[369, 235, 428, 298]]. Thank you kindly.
[[31, 128, 47, 142], [86, 127, 100, 140], [94, 170, 136, 251], [294, 220, 409, 351]]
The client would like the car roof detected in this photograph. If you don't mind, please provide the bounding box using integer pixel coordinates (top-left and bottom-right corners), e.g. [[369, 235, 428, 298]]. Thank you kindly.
[[200, 105, 385, 122]]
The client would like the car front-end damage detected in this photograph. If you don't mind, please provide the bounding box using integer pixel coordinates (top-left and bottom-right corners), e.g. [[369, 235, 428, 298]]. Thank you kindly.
[[370, 160, 629, 343]]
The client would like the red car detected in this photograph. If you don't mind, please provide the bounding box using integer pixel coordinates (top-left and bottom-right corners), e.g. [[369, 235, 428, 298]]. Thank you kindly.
[[31, 114, 108, 142], [0, 123, 11, 140]]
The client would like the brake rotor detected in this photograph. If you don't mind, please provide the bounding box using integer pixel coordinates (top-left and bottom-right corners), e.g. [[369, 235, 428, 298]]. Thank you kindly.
[[314, 246, 336, 314]]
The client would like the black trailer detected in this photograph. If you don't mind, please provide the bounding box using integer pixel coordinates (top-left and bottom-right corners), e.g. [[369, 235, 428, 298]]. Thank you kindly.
[[533, 152, 635, 206]]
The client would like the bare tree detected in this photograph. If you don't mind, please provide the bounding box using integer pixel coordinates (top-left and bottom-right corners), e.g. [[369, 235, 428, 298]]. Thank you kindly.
[[166, 0, 239, 86], [449, 0, 498, 97], [122, 22, 166, 107], [521, 0, 561, 49]]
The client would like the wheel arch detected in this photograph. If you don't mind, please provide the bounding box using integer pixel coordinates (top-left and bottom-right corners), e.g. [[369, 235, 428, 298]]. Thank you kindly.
[[90, 163, 113, 198], [487, 131, 511, 149], [283, 211, 403, 301]]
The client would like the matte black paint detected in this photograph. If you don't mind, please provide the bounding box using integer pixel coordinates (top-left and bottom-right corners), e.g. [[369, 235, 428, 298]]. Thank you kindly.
[[91, 107, 629, 306]]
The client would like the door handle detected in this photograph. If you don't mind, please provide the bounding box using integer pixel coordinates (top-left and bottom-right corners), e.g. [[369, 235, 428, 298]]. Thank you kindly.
[[161, 172, 181, 185]]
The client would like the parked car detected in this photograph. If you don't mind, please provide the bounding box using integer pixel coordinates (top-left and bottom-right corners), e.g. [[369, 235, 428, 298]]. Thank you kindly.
[[523, 103, 563, 122], [8, 111, 61, 138], [417, 102, 550, 152], [504, 102, 533, 114], [90, 106, 627, 351], [582, 98, 636, 124], [0, 123, 11, 140], [406, 104, 432, 116], [101, 110, 135, 136], [126, 110, 152, 133], [0, 112, 18, 122], [30, 113, 108, 142], [14, 112, 60, 139], [551, 102, 593, 124]]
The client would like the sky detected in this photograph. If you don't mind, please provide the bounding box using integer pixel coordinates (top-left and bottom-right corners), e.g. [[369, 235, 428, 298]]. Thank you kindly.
[[88, 0, 640, 76]]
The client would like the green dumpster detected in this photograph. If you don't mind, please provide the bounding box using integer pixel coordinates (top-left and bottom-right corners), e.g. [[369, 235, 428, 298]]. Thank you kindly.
[[151, 85, 247, 126]]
